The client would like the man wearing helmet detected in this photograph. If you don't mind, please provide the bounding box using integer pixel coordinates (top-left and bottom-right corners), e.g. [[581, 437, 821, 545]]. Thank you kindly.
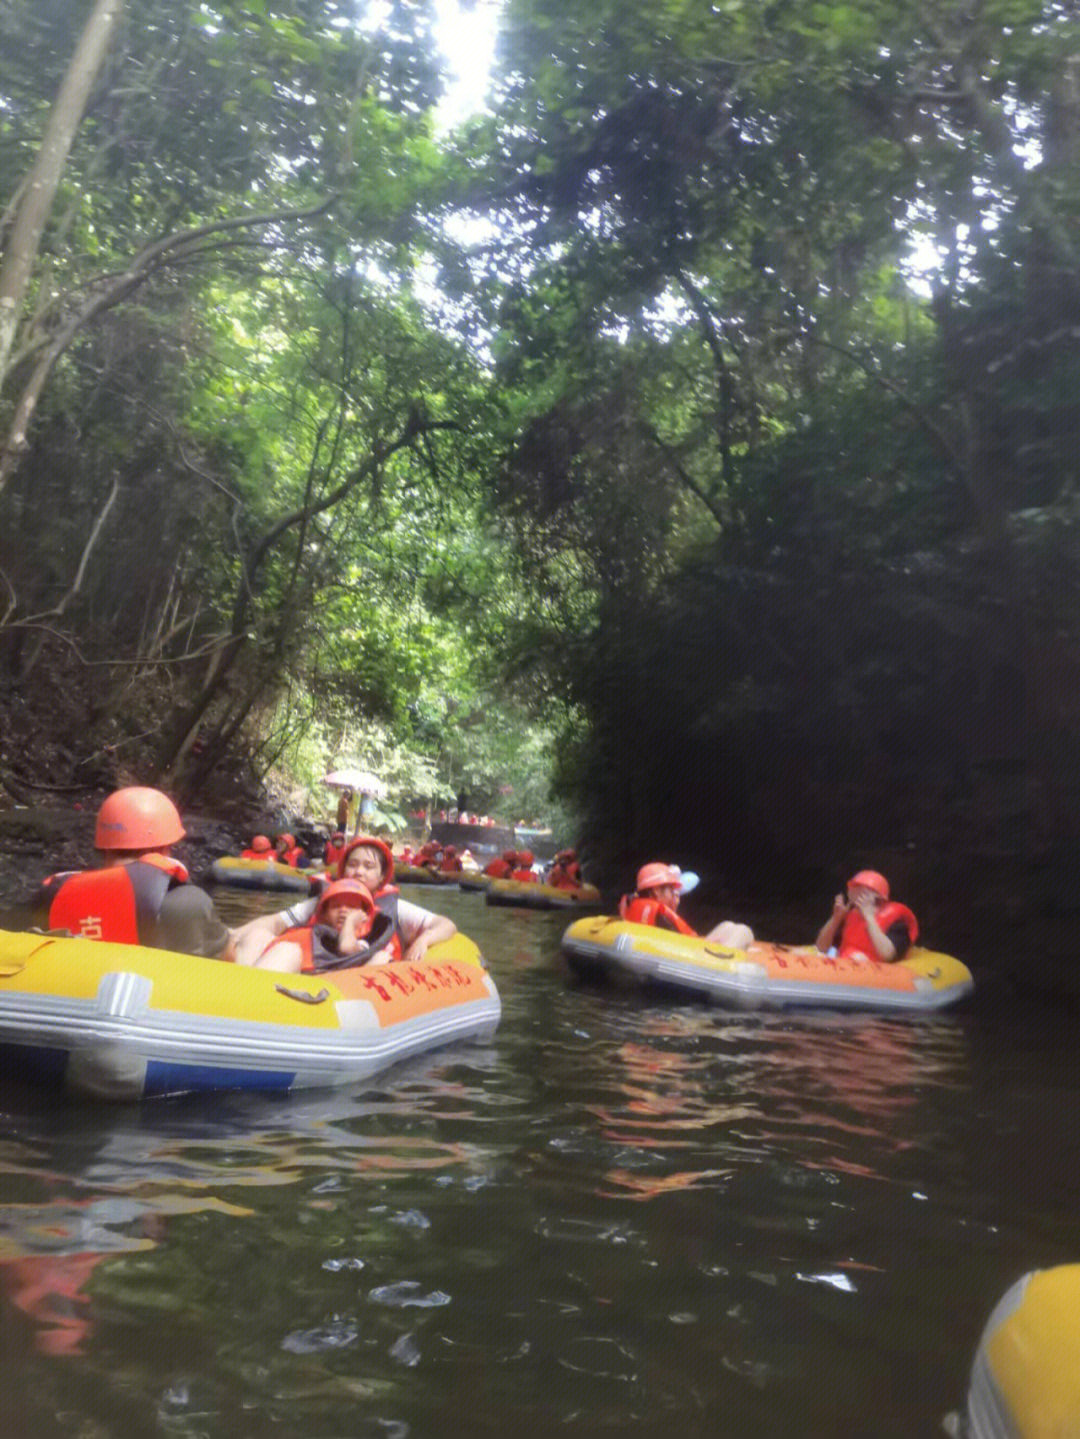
[[619, 863, 754, 947], [40, 787, 235, 961], [814, 870, 919, 962]]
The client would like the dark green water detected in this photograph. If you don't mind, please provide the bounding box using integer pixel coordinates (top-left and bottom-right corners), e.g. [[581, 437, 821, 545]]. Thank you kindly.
[[1, 885, 1078, 1437]]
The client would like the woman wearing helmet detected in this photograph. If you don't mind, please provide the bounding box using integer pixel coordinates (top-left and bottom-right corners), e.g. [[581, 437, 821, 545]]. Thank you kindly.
[[619, 862, 754, 947], [232, 835, 457, 965], [814, 870, 919, 962], [40, 787, 235, 960]]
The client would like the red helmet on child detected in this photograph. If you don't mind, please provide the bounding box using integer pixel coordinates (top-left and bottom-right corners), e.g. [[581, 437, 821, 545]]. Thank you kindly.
[[315, 879, 375, 922], [847, 870, 890, 900]]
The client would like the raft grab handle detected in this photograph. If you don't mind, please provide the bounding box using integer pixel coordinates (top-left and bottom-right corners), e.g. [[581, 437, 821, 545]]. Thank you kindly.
[[275, 985, 331, 1005]]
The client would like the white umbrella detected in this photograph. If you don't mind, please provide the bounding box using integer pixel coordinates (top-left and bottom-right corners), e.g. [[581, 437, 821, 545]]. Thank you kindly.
[[322, 768, 385, 797]]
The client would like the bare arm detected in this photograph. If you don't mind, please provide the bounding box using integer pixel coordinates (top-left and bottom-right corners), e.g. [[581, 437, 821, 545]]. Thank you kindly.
[[401, 913, 457, 964], [815, 895, 848, 952], [232, 911, 291, 966], [253, 939, 303, 973], [856, 902, 898, 961]]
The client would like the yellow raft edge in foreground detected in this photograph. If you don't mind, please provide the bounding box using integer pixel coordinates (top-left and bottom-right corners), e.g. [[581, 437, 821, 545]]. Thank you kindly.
[[560, 915, 973, 1012], [0, 927, 499, 1100], [967, 1265, 1080, 1439]]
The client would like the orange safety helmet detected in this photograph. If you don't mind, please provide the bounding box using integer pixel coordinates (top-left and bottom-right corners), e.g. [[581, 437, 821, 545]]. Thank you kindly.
[[516, 849, 534, 866], [635, 862, 683, 894], [315, 878, 375, 922], [250, 834, 272, 853], [95, 787, 185, 850], [330, 831, 346, 845], [501, 849, 517, 863], [276, 833, 296, 848], [337, 835, 394, 883], [847, 869, 890, 900]]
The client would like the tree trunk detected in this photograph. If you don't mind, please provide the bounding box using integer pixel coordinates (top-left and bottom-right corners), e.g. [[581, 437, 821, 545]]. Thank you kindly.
[[0, 0, 126, 389]]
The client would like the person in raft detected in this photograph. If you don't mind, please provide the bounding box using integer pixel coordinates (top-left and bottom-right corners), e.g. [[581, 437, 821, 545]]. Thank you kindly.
[[483, 849, 516, 879], [438, 844, 464, 874], [814, 869, 918, 963], [231, 834, 457, 966], [546, 848, 582, 890], [618, 862, 754, 947], [255, 879, 396, 973], [40, 787, 235, 961], [323, 831, 347, 870], [273, 832, 308, 868], [240, 834, 275, 862], [510, 849, 539, 883]]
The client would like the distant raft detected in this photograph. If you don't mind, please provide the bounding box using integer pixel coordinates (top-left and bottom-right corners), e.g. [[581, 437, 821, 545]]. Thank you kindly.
[[560, 917, 973, 1012], [968, 1266, 1080, 1438], [486, 878, 602, 911], [209, 856, 314, 893], [0, 928, 500, 1101], [393, 864, 454, 886], [456, 872, 492, 893]]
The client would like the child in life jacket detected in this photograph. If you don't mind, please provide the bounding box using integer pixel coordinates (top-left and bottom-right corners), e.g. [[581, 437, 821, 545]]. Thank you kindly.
[[814, 870, 918, 962], [619, 863, 754, 947], [255, 879, 395, 974], [240, 834, 275, 861]]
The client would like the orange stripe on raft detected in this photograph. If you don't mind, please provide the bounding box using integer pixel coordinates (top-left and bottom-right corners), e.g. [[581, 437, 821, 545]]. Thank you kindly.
[[331, 959, 490, 1023], [746, 944, 918, 991]]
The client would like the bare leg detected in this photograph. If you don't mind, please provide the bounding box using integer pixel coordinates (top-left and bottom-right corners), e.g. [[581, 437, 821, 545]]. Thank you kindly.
[[704, 920, 755, 948]]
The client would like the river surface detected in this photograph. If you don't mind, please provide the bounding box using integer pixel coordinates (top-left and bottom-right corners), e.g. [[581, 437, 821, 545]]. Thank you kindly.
[[1, 884, 1078, 1437]]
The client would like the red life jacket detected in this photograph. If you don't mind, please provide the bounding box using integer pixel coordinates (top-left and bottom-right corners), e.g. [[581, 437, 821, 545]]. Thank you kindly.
[[483, 858, 512, 878], [510, 867, 538, 883], [264, 912, 400, 971], [278, 846, 304, 868], [618, 893, 698, 936], [548, 861, 582, 890], [240, 849, 274, 862], [439, 856, 463, 874], [837, 902, 919, 960], [323, 843, 345, 869], [45, 855, 189, 945]]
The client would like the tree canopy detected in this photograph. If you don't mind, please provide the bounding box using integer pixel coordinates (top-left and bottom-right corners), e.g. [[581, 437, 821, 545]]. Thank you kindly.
[[3, 0, 1080, 940]]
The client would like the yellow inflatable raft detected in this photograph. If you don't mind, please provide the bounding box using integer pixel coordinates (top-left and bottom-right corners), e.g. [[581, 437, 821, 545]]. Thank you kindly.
[[486, 879, 601, 911], [561, 917, 972, 1012], [968, 1266, 1080, 1438], [0, 929, 500, 1100], [209, 856, 314, 893], [456, 872, 492, 893], [393, 863, 453, 886]]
